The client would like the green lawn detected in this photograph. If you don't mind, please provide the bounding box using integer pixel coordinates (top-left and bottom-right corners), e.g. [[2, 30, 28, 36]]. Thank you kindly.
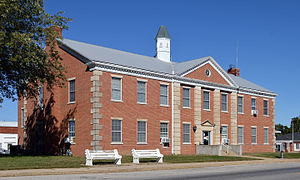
[[245, 152, 300, 159], [0, 155, 256, 170]]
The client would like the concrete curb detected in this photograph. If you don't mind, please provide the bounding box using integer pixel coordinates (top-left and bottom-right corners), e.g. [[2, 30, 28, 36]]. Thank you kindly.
[[0, 158, 299, 177]]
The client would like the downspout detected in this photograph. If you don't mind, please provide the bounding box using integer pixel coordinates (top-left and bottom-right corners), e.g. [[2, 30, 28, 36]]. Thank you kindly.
[[171, 63, 175, 154]]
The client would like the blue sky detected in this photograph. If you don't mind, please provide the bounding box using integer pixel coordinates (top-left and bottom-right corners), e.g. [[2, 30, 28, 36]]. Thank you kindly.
[[1, 0, 299, 126]]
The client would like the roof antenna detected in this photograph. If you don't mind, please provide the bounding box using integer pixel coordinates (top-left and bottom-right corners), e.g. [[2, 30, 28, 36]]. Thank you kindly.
[[236, 40, 239, 68]]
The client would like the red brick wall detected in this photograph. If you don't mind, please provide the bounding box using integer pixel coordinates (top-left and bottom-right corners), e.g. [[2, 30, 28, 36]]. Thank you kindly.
[[237, 94, 274, 153], [0, 127, 18, 134], [185, 63, 229, 85], [220, 92, 231, 144], [100, 73, 173, 155]]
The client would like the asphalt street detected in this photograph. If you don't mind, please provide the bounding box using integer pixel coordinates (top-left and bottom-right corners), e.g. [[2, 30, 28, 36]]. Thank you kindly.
[[1, 161, 299, 180]]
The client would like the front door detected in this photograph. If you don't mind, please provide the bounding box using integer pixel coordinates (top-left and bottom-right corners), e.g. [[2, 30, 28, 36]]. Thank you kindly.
[[203, 131, 211, 145]]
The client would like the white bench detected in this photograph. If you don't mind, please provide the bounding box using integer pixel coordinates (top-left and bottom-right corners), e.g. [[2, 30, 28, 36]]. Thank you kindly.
[[132, 149, 163, 164], [85, 149, 122, 166]]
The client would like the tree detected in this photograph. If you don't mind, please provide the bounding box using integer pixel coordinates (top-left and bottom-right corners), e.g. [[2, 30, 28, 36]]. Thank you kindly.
[[291, 116, 300, 133], [0, 0, 71, 104], [275, 123, 290, 136]]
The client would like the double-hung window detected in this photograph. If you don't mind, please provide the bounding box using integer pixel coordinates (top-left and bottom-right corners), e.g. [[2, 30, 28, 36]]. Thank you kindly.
[[238, 96, 243, 113], [183, 123, 191, 143], [264, 128, 268, 144], [111, 77, 122, 101], [38, 85, 43, 107], [137, 81, 146, 104], [251, 98, 256, 110], [69, 79, 75, 103], [221, 93, 228, 112], [251, 127, 257, 144], [264, 100, 268, 116], [238, 127, 243, 144], [137, 121, 147, 143], [160, 122, 168, 138], [69, 120, 75, 143], [160, 84, 168, 106], [112, 119, 122, 143], [203, 91, 210, 110], [183, 88, 190, 108]]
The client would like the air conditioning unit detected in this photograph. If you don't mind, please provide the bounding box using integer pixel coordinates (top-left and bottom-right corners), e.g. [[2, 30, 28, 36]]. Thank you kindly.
[[71, 137, 75, 143], [160, 137, 170, 144], [251, 110, 258, 116]]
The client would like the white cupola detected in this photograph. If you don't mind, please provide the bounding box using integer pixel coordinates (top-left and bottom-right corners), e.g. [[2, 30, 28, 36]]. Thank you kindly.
[[155, 25, 171, 62]]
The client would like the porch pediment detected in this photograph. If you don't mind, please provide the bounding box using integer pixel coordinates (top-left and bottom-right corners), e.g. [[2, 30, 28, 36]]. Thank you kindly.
[[201, 120, 215, 127]]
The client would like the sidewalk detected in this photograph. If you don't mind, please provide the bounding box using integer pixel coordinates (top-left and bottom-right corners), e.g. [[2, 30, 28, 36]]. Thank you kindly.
[[0, 157, 299, 177]]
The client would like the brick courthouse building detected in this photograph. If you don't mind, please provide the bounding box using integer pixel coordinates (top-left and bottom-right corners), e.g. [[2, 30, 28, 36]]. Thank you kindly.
[[18, 26, 276, 156]]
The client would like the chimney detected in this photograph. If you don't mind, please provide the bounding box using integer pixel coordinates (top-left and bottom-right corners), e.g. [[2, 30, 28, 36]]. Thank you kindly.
[[227, 64, 240, 77]]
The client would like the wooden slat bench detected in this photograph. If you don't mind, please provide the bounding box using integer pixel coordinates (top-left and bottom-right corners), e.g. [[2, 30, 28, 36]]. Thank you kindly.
[[85, 149, 122, 166], [131, 149, 163, 164]]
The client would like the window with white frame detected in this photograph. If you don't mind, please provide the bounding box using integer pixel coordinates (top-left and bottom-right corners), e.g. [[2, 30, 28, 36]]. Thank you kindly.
[[160, 122, 168, 138], [251, 98, 256, 110], [264, 128, 268, 144], [238, 96, 243, 113], [264, 100, 268, 116], [221, 93, 228, 112], [111, 77, 122, 101], [221, 126, 228, 139], [21, 109, 24, 128], [137, 121, 147, 143], [69, 120, 75, 143], [296, 144, 300, 150], [69, 79, 75, 103], [203, 91, 210, 110], [183, 88, 190, 108], [183, 123, 190, 143], [238, 126, 244, 144], [137, 81, 146, 103], [160, 84, 168, 105], [112, 119, 122, 143], [251, 127, 257, 144]]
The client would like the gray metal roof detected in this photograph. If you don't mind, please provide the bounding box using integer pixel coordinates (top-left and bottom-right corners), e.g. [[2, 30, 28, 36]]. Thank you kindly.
[[59, 39, 173, 74], [228, 74, 274, 93], [276, 133, 300, 141], [59, 38, 275, 95], [174, 57, 210, 75], [155, 25, 171, 40]]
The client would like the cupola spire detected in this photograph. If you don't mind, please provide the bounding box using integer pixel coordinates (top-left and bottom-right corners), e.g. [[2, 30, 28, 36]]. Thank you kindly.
[[155, 25, 171, 62]]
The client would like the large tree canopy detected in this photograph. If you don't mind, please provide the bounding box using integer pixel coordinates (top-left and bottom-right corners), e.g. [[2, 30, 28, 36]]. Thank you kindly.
[[0, 0, 71, 104]]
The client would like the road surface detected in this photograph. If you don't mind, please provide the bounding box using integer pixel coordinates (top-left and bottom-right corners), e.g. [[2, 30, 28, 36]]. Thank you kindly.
[[1, 161, 300, 180]]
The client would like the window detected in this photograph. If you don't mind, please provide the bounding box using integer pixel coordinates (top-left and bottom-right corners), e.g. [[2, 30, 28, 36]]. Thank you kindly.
[[251, 127, 257, 144], [238, 96, 243, 113], [69, 79, 75, 103], [251, 98, 256, 110], [112, 119, 122, 143], [203, 91, 210, 110], [160, 84, 168, 105], [38, 86, 43, 107], [183, 88, 190, 108], [221, 126, 228, 139], [221, 94, 228, 112], [264, 100, 268, 116], [21, 109, 24, 128], [137, 121, 147, 143], [137, 81, 146, 103], [160, 122, 168, 138], [264, 128, 268, 144], [183, 123, 191, 143], [296, 144, 300, 150], [111, 77, 122, 101], [69, 120, 75, 143], [238, 127, 244, 144]]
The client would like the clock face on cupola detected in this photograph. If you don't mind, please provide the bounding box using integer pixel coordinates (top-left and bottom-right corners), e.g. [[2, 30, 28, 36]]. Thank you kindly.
[[205, 69, 211, 77]]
